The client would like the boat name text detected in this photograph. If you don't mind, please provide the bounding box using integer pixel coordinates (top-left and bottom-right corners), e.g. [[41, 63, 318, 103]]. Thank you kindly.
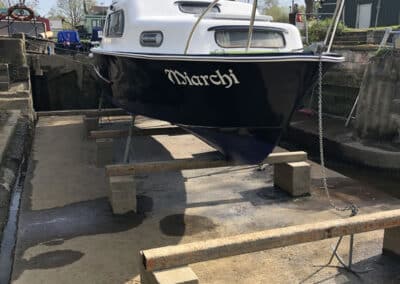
[[164, 69, 240, 89]]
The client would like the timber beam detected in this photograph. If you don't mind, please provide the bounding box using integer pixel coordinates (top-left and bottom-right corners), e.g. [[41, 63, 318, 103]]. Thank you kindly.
[[141, 209, 400, 272], [89, 127, 187, 139], [106, 151, 307, 176]]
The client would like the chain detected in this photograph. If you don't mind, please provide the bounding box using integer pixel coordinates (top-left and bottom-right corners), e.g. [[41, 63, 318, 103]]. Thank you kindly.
[[318, 59, 358, 217]]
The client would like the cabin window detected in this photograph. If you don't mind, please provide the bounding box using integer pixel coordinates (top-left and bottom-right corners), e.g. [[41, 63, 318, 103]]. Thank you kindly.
[[214, 28, 285, 49], [140, 31, 164, 47], [106, 10, 124, 37], [177, 1, 220, 14]]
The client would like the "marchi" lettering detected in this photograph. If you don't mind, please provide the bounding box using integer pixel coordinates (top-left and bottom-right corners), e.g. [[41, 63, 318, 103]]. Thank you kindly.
[[164, 69, 240, 89]]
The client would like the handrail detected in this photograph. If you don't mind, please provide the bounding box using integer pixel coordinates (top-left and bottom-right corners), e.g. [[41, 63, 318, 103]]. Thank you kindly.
[[185, 0, 260, 54], [184, 0, 220, 54]]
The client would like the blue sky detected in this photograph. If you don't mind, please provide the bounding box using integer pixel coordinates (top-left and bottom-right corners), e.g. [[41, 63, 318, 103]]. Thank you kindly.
[[36, 0, 303, 16]]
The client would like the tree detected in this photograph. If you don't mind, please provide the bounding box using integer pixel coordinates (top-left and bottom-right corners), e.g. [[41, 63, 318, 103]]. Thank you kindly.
[[259, 0, 278, 11], [305, 0, 314, 17], [51, 0, 96, 27], [6, 0, 38, 9], [0, 1, 6, 8]]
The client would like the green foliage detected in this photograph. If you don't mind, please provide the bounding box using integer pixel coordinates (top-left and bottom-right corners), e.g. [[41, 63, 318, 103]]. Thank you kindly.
[[265, 5, 289, 23], [308, 18, 345, 43]]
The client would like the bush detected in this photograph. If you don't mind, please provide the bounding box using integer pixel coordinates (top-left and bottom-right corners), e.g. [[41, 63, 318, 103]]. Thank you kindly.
[[265, 5, 290, 23], [308, 18, 345, 43]]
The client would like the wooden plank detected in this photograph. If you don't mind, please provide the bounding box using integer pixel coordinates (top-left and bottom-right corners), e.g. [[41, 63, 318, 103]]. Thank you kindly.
[[106, 151, 307, 176], [89, 127, 187, 139], [107, 156, 234, 176], [263, 151, 307, 164], [36, 108, 126, 117], [141, 209, 400, 272]]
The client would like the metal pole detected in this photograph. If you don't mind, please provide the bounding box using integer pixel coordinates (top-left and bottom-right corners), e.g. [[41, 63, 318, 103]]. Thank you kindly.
[[323, 0, 341, 47], [123, 115, 136, 163], [246, 0, 258, 52], [345, 94, 359, 127], [375, 0, 382, 28], [327, 0, 345, 53]]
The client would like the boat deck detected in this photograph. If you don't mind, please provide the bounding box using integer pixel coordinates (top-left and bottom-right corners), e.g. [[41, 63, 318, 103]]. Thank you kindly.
[[11, 115, 400, 284]]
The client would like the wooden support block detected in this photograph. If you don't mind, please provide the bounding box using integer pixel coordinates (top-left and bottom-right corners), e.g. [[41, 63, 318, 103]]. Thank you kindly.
[[141, 209, 400, 272], [108, 176, 136, 214], [83, 116, 99, 135], [107, 156, 233, 176], [383, 226, 400, 257], [274, 161, 311, 197], [37, 108, 126, 117], [263, 151, 307, 164], [140, 264, 199, 284], [0, 64, 10, 92], [96, 138, 114, 168], [106, 151, 307, 177], [89, 127, 187, 139]]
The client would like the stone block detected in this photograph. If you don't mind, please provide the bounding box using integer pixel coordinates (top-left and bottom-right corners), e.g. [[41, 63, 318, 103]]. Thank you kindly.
[[83, 116, 99, 136], [141, 265, 199, 284], [383, 227, 400, 257], [274, 162, 311, 197], [0, 64, 9, 91], [0, 82, 9, 92], [395, 37, 400, 49], [96, 138, 113, 168], [109, 176, 136, 214]]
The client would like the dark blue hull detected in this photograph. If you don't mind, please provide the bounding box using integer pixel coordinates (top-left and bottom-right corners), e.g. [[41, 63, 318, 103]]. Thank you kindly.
[[94, 52, 341, 164]]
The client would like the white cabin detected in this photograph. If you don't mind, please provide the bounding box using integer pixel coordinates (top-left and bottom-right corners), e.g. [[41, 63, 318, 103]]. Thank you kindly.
[[98, 0, 303, 54]]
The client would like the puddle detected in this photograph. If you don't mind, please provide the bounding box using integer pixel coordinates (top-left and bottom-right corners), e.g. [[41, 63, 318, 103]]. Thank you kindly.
[[160, 214, 216, 236]]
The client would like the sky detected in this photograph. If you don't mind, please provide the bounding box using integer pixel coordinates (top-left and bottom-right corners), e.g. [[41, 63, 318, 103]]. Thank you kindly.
[[36, 0, 303, 17], [36, 0, 113, 16]]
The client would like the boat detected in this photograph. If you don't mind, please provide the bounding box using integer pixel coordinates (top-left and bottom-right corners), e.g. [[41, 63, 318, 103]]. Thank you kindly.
[[92, 0, 344, 164]]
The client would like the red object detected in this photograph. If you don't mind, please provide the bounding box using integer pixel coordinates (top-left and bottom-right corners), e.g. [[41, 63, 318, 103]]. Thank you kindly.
[[36, 16, 51, 31], [298, 108, 315, 116], [296, 13, 303, 23]]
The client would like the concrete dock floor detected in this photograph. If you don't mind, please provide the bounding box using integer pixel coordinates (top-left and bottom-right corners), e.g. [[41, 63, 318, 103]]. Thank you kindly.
[[10, 115, 400, 284]]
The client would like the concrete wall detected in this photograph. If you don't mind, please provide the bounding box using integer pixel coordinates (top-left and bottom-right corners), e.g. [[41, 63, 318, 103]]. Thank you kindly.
[[304, 46, 376, 118], [0, 37, 29, 83], [29, 54, 103, 111], [355, 51, 400, 140]]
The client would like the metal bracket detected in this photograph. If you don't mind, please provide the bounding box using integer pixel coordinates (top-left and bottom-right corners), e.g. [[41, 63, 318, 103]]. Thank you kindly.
[[123, 115, 136, 163], [323, 235, 373, 275]]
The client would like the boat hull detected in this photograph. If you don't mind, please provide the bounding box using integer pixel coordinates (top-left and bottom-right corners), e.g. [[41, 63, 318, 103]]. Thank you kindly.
[[94, 52, 338, 164]]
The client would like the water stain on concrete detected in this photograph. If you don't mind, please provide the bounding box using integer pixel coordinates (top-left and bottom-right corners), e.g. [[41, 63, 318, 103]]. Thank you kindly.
[[42, 239, 65, 246], [13, 250, 84, 279], [136, 195, 153, 214], [160, 214, 216, 236]]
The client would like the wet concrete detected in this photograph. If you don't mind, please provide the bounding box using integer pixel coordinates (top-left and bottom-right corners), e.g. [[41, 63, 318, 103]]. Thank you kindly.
[[282, 112, 400, 199], [10, 115, 400, 284], [0, 163, 24, 284]]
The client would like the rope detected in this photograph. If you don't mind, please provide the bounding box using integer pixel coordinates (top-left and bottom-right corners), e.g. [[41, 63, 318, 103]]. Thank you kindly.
[[317, 59, 358, 217]]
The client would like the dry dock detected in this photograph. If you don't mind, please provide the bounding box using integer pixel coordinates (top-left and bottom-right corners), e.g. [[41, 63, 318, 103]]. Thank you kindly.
[[9, 115, 400, 284]]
